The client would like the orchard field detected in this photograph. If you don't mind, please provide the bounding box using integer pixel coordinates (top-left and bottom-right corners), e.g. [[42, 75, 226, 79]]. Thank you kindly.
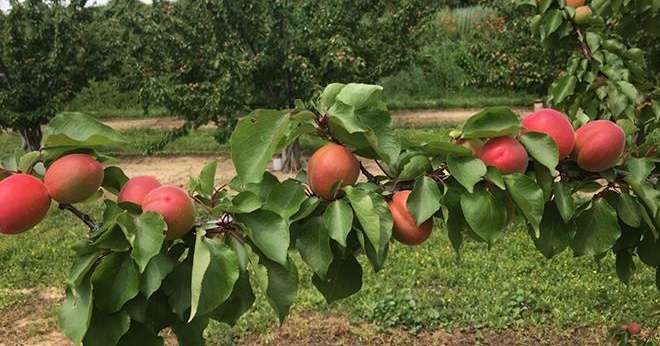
[[1, 0, 659, 346]]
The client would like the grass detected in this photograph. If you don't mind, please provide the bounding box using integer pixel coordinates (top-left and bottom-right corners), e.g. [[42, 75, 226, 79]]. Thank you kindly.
[[386, 90, 538, 110], [74, 107, 171, 119], [1, 206, 658, 342]]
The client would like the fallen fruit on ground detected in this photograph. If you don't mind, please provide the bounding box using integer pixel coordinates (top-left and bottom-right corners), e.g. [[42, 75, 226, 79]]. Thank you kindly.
[[522, 108, 575, 159], [142, 185, 195, 239], [479, 136, 529, 174], [574, 120, 625, 172], [118, 175, 162, 206], [307, 143, 360, 200], [0, 174, 51, 235], [388, 190, 433, 245], [627, 322, 641, 335], [44, 154, 104, 204]]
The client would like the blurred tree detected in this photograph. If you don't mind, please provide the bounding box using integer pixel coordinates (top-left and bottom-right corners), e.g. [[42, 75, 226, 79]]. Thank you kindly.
[[120, 0, 433, 170], [0, 0, 110, 151]]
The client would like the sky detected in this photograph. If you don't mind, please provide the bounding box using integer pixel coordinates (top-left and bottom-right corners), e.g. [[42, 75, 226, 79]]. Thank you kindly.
[[0, 0, 152, 12]]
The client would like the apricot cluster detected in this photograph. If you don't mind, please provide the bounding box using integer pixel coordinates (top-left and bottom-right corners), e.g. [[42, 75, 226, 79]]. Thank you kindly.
[[1, 154, 195, 238]]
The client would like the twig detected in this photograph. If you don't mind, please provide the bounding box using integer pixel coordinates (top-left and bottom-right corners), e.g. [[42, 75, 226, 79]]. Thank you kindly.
[[359, 162, 377, 184], [575, 27, 593, 61], [375, 160, 393, 179], [59, 204, 99, 232]]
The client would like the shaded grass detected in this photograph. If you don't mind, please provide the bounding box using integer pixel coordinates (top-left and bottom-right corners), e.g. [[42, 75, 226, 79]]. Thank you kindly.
[[75, 107, 171, 119]]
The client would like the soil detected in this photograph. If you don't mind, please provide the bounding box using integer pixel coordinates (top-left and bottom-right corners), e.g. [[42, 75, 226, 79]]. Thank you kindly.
[[101, 108, 535, 131]]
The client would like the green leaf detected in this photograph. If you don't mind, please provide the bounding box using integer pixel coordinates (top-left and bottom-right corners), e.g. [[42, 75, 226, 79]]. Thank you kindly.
[[585, 32, 601, 52], [335, 83, 383, 109], [344, 186, 382, 256], [638, 231, 659, 267], [553, 182, 575, 223], [541, 9, 563, 37], [117, 322, 163, 346], [291, 196, 321, 222], [237, 210, 290, 267], [230, 109, 290, 184], [43, 112, 127, 148], [460, 186, 507, 244], [264, 179, 307, 218], [615, 250, 635, 285], [257, 256, 299, 324], [117, 212, 167, 273], [484, 166, 505, 190], [189, 232, 239, 321], [91, 253, 140, 313], [618, 194, 641, 227], [533, 203, 574, 258], [461, 107, 521, 139], [294, 217, 333, 279], [102, 166, 129, 195], [358, 108, 401, 164], [312, 255, 363, 304], [323, 199, 354, 247], [67, 248, 101, 287], [198, 160, 218, 197], [519, 132, 558, 171], [535, 164, 554, 201], [18, 151, 41, 173], [328, 101, 368, 134], [58, 275, 94, 345], [625, 177, 659, 218], [140, 253, 175, 299], [398, 155, 431, 181], [163, 262, 193, 320], [447, 155, 487, 193], [550, 75, 577, 104], [571, 198, 621, 256], [215, 191, 262, 214], [627, 157, 654, 184], [82, 310, 131, 346], [211, 272, 256, 326], [407, 176, 442, 226], [504, 173, 544, 235], [319, 83, 345, 112]]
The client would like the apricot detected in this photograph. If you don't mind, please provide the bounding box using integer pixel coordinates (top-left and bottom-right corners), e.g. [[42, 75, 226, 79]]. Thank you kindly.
[[388, 190, 433, 245], [574, 6, 592, 24], [118, 176, 162, 206], [307, 143, 360, 200], [565, 0, 585, 8], [627, 322, 641, 335], [142, 186, 195, 239], [522, 108, 575, 159], [0, 174, 51, 235], [44, 154, 104, 204], [574, 120, 625, 172], [479, 137, 529, 174]]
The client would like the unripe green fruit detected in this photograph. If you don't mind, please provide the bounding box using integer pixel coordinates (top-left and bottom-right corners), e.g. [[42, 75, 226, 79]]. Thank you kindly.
[[307, 143, 360, 200], [0, 174, 51, 235], [44, 154, 104, 204], [574, 120, 625, 172], [574, 6, 592, 24], [118, 176, 162, 206], [142, 186, 195, 239], [389, 190, 432, 246]]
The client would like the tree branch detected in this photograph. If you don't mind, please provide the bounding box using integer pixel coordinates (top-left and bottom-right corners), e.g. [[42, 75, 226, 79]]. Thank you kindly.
[[59, 204, 99, 232], [575, 27, 593, 61], [359, 161, 377, 184]]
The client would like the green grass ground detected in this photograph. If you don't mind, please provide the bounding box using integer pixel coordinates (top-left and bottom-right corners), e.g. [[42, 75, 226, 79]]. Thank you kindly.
[[1, 203, 657, 341]]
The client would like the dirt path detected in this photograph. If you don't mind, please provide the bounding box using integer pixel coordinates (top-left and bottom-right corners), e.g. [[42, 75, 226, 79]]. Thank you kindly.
[[102, 107, 535, 131]]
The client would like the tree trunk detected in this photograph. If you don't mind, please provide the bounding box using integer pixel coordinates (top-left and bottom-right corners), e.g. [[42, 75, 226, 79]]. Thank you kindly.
[[19, 126, 43, 152], [282, 139, 302, 173]]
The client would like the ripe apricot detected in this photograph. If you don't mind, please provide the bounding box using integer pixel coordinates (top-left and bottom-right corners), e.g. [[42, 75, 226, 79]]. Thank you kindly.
[[574, 120, 625, 172], [389, 190, 433, 245], [142, 186, 195, 239], [307, 143, 360, 200], [118, 176, 162, 206], [522, 108, 575, 159], [479, 137, 529, 174], [44, 154, 104, 204], [0, 174, 51, 235]]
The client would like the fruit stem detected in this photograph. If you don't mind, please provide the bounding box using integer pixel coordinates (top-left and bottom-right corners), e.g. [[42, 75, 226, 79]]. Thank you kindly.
[[58, 204, 99, 232]]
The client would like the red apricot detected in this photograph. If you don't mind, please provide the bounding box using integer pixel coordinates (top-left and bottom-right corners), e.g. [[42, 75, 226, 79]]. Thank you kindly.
[[479, 137, 529, 174], [118, 176, 162, 206], [44, 154, 104, 204], [574, 6, 592, 24], [565, 0, 586, 8], [522, 108, 575, 159], [0, 174, 51, 235], [388, 190, 433, 245], [307, 143, 360, 200], [574, 120, 625, 172], [627, 322, 641, 335], [142, 186, 195, 239]]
